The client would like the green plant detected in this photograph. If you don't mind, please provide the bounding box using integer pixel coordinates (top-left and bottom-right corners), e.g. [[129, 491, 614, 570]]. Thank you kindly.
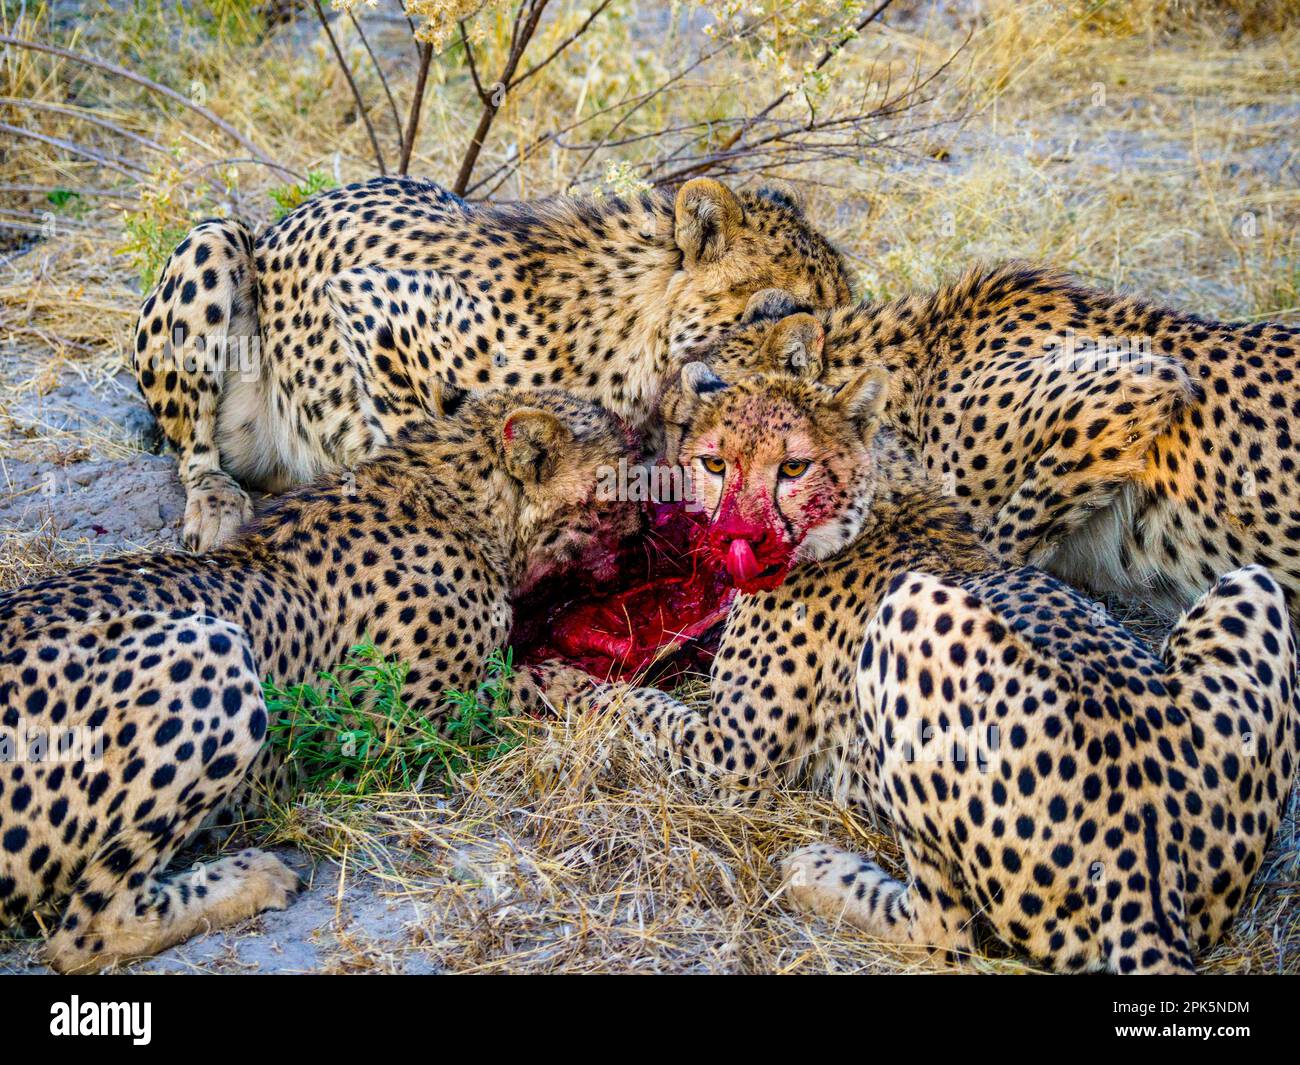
[[193, 0, 268, 47], [264, 641, 523, 797], [117, 212, 189, 290], [268, 169, 339, 221], [116, 158, 205, 290], [45, 188, 89, 219], [443, 647, 520, 756]]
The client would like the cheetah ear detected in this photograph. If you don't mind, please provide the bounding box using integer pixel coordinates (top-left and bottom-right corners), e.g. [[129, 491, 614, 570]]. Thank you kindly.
[[768, 313, 824, 378], [742, 288, 808, 325], [666, 363, 730, 464], [680, 361, 730, 399], [755, 180, 806, 214], [502, 408, 573, 484], [831, 367, 890, 440], [674, 178, 744, 267]]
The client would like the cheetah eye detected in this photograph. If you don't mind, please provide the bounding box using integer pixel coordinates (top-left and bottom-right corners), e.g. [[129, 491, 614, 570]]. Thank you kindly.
[[779, 459, 811, 479], [699, 455, 726, 476]]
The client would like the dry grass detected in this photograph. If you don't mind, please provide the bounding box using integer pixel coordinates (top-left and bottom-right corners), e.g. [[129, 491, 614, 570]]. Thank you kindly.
[[262, 703, 1044, 974], [2, 0, 1299, 973], [253, 688, 1300, 975], [0, 521, 90, 591]]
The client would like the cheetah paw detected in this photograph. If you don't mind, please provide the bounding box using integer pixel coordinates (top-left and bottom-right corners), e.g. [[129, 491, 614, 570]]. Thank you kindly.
[[183, 470, 253, 551], [229, 848, 303, 912], [783, 843, 852, 889], [781, 843, 881, 918], [529, 660, 601, 712]]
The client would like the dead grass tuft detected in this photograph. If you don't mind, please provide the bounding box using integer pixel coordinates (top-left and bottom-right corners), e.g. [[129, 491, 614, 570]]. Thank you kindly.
[[256, 689, 1300, 974], [260, 704, 1001, 973], [0, 521, 92, 591]]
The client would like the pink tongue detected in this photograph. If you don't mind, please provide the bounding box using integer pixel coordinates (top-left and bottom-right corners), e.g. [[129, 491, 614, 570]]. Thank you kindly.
[[726, 538, 762, 585]]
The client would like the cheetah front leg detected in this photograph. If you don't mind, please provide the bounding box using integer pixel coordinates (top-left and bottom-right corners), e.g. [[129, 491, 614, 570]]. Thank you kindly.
[[527, 663, 781, 801], [782, 843, 976, 964], [133, 218, 259, 551]]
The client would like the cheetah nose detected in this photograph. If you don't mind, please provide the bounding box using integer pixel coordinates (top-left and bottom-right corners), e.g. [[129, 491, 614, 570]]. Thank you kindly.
[[725, 536, 763, 585]]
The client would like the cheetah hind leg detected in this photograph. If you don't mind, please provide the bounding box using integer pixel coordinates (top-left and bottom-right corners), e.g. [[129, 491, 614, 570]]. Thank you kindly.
[[782, 843, 976, 965], [47, 846, 300, 974], [326, 266, 479, 428], [190, 741, 300, 850], [133, 217, 258, 551], [1161, 563, 1300, 951], [45, 616, 301, 972]]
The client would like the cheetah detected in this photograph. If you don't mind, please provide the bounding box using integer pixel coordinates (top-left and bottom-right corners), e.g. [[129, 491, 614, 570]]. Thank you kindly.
[[0, 386, 639, 972], [132, 175, 852, 551], [676, 263, 1300, 616], [535, 366, 1300, 973]]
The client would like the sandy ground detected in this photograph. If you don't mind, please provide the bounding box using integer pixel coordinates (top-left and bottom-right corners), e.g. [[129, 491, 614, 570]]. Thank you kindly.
[[0, 365, 181, 554], [0, 851, 440, 975]]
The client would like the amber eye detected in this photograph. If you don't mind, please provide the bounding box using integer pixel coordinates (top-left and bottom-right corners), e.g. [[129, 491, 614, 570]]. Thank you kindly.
[[699, 455, 727, 476], [779, 459, 811, 479]]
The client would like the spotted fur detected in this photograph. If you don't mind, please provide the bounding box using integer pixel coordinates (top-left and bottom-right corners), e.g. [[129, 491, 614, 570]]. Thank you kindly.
[[132, 175, 852, 551], [686, 263, 1300, 618], [0, 388, 638, 971], [536, 370, 1300, 973]]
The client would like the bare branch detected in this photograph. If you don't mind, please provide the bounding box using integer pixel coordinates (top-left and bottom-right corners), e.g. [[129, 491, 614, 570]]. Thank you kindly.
[[0, 96, 170, 155], [0, 120, 147, 178], [650, 0, 897, 187], [399, 41, 434, 175], [311, 0, 387, 175], [397, 0, 422, 59], [467, 80, 690, 197], [741, 0, 895, 134], [0, 34, 272, 163], [0, 207, 107, 232], [348, 9, 404, 140], [0, 183, 140, 201], [183, 157, 308, 182], [460, 20, 490, 104], [508, 0, 614, 91], [465, 8, 782, 197], [451, 0, 550, 198]]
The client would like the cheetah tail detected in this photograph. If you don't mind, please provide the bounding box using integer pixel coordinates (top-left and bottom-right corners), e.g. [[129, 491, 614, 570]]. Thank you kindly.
[[132, 217, 260, 462], [1162, 564, 1300, 768]]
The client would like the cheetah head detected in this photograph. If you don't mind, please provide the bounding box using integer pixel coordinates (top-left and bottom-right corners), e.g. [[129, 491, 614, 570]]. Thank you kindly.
[[500, 391, 644, 597], [666, 179, 852, 364], [662, 305, 827, 464], [672, 332, 890, 594]]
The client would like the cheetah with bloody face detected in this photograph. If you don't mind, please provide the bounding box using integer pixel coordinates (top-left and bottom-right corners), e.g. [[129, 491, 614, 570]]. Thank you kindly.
[[132, 175, 852, 551], [685, 263, 1300, 617], [536, 367, 1300, 973], [0, 388, 639, 972]]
